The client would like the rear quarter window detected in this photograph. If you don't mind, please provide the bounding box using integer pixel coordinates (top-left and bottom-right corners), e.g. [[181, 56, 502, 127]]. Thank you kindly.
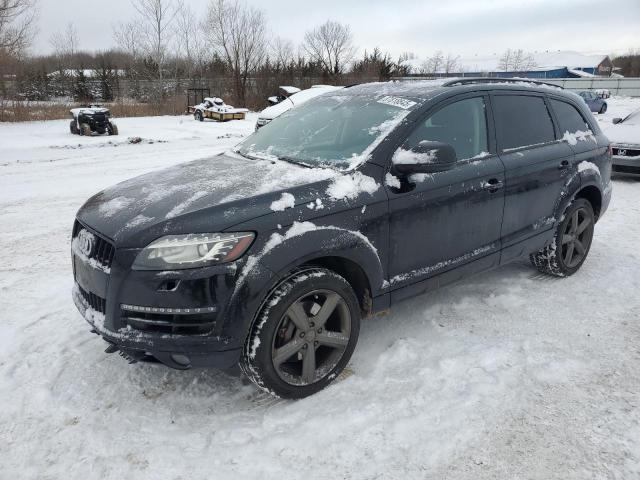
[[549, 98, 591, 133], [492, 95, 556, 151]]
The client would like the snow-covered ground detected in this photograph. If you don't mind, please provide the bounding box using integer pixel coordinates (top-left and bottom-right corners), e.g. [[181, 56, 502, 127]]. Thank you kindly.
[[1, 103, 640, 480]]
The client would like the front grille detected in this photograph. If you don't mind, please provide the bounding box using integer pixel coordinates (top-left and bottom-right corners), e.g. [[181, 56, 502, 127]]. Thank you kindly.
[[613, 147, 640, 158], [77, 284, 107, 314], [612, 165, 640, 174], [73, 220, 116, 269], [121, 307, 216, 335]]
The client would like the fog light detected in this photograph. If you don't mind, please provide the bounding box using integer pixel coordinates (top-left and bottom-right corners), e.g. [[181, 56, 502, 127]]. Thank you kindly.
[[170, 354, 191, 367]]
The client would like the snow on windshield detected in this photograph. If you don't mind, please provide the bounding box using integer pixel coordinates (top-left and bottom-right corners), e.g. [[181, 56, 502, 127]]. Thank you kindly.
[[237, 93, 420, 171]]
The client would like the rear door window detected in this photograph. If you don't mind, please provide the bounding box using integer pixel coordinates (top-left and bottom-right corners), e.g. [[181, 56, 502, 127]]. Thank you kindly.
[[492, 95, 556, 151], [549, 98, 590, 133]]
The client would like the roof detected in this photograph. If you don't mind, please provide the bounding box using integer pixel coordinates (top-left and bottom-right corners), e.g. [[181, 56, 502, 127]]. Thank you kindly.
[[404, 50, 609, 74], [337, 78, 576, 102]]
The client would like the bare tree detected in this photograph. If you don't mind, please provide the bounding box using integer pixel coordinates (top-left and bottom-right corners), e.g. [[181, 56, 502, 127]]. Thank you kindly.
[[49, 22, 78, 59], [498, 48, 513, 71], [271, 36, 294, 69], [499, 48, 536, 71], [175, 0, 205, 81], [0, 0, 38, 56], [205, 0, 268, 104], [130, 0, 179, 81], [113, 21, 142, 60], [303, 20, 355, 75], [421, 50, 444, 76], [443, 53, 460, 75]]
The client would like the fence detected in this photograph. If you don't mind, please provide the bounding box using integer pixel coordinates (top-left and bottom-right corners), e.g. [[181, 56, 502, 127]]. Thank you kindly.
[[542, 77, 640, 97]]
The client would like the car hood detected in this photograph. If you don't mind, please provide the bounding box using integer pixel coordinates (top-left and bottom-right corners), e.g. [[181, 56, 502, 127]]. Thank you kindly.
[[77, 153, 338, 247], [605, 123, 640, 146]]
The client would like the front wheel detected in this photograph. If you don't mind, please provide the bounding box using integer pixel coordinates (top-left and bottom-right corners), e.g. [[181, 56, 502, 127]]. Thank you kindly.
[[530, 198, 595, 277], [241, 268, 360, 399], [194, 110, 203, 122]]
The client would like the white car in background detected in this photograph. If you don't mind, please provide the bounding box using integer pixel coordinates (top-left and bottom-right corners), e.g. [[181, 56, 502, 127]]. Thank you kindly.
[[255, 85, 342, 130], [608, 109, 640, 177]]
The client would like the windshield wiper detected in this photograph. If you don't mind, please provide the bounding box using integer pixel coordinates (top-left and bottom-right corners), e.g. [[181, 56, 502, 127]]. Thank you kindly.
[[277, 156, 314, 168], [234, 150, 258, 161]]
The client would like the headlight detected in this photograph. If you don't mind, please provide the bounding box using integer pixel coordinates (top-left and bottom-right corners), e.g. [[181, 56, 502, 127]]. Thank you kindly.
[[132, 232, 255, 270]]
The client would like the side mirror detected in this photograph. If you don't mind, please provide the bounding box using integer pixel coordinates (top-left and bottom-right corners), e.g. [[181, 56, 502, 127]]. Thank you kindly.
[[612, 118, 623, 125], [392, 141, 457, 175]]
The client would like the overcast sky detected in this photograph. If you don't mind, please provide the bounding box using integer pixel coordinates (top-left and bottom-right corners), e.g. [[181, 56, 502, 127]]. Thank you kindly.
[[33, 0, 640, 59]]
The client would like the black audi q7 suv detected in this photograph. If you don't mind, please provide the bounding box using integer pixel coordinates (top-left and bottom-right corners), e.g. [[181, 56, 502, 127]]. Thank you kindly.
[[72, 79, 612, 398]]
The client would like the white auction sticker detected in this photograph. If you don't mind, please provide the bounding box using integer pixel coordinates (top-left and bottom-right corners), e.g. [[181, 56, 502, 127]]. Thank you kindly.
[[377, 95, 417, 110]]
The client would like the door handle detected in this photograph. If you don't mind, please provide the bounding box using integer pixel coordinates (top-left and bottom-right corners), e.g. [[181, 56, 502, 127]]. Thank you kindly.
[[483, 178, 504, 193], [558, 159, 570, 169]]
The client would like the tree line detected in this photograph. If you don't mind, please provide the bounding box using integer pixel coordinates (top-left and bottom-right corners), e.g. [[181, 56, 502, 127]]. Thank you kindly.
[[1, 0, 639, 111]]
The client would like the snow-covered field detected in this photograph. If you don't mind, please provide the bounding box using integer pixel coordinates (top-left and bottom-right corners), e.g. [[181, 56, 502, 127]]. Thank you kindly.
[[1, 100, 640, 479]]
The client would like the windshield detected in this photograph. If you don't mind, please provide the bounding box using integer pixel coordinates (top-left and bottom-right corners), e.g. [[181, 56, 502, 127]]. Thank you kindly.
[[237, 93, 419, 169]]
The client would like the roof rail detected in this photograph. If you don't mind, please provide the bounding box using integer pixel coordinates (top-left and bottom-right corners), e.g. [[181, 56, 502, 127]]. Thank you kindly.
[[442, 77, 563, 89]]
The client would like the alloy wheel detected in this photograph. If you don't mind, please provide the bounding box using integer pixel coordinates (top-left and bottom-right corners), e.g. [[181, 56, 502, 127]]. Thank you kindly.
[[561, 207, 593, 268], [271, 289, 351, 386]]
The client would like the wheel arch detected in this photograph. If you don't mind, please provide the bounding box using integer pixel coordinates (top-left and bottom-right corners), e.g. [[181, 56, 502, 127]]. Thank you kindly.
[[575, 184, 602, 220], [300, 255, 374, 317]]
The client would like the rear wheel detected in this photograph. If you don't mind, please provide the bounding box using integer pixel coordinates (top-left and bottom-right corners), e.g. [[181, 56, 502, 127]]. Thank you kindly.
[[108, 122, 119, 136], [530, 198, 595, 277], [80, 123, 92, 136], [194, 110, 203, 122], [241, 268, 360, 399]]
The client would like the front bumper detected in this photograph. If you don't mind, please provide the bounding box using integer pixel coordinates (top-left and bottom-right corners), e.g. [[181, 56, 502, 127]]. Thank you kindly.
[[71, 221, 247, 370], [612, 145, 640, 176]]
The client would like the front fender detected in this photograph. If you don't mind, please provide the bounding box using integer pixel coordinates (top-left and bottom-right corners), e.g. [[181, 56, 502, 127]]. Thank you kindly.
[[221, 222, 385, 340]]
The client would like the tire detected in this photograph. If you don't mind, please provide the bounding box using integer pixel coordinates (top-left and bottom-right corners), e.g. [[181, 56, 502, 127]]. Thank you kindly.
[[599, 103, 607, 114], [530, 198, 595, 277], [194, 110, 203, 122], [80, 123, 92, 136], [69, 120, 79, 135], [108, 122, 119, 136], [241, 267, 361, 399]]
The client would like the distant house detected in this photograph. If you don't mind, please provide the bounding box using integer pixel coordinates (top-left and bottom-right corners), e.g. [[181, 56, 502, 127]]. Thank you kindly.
[[404, 51, 617, 79]]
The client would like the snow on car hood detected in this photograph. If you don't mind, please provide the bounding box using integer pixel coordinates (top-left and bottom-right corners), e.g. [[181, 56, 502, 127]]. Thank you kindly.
[[604, 122, 640, 146], [258, 85, 343, 120], [76, 153, 338, 247]]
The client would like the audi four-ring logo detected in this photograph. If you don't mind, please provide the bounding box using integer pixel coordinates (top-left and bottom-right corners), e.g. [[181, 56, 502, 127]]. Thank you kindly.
[[77, 229, 95, 257]]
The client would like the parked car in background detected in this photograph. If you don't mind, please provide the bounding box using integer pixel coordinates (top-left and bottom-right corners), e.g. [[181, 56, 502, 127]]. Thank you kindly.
[[267, 86, 301, 105], [255, 85, 342, 130], [578, 91, 607, 114], [72, 79, 611, 398], [608, 109, 640, 176]]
